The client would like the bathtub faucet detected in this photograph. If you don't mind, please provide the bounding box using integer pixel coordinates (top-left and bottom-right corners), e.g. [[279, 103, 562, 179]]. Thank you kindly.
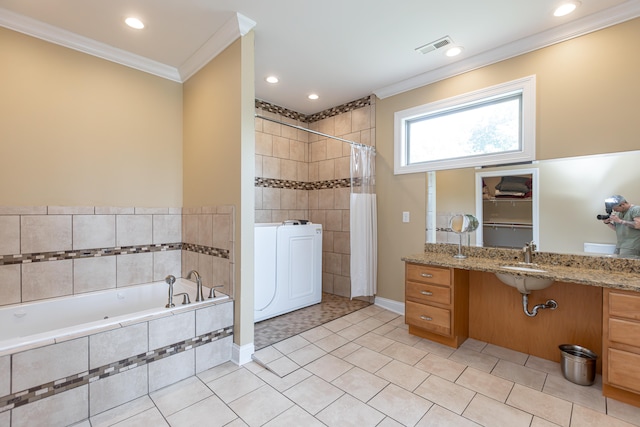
[[165, 275, 176, 308], [187, 270, 205, 302]]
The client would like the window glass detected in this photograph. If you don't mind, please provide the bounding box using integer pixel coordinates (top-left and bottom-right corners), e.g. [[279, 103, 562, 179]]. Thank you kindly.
[[394, 76, 535, 174]]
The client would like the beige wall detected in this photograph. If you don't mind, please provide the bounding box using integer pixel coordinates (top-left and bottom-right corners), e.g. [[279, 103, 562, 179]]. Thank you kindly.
[[183, 34, 256, 348], [0, 27, 183, 207], [376, 18, 640, 303]]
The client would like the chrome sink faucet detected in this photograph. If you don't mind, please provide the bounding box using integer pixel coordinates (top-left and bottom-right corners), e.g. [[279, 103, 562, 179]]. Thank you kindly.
[[187, 270, 205, 302], [523, 241, 536, 264]]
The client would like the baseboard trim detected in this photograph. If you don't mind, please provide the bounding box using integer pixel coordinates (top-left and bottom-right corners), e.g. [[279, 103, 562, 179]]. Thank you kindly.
[[374, 296, 405, 315], [231, 342, 255, 366]]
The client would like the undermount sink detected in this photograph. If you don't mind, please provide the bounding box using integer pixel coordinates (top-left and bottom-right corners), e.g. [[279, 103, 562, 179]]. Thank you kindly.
[[500, 265, 547, 273], [495, 265, 554, 294]]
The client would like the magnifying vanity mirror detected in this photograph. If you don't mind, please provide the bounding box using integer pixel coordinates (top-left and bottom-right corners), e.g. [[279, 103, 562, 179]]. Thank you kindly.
[[429, 150, 640, 256], [449, 214, 479, 259]]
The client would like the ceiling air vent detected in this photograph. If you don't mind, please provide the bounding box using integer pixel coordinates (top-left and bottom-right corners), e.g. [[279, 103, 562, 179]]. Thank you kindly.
[[415, 36, 453, 54]]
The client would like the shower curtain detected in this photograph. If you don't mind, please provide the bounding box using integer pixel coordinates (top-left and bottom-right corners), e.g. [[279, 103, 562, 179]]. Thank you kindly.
[[350, 145, 377, 298]]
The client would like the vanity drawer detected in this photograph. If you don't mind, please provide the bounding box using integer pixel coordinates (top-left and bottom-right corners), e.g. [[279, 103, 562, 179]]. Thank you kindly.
[[406, 300, 451, 336], [406, 264, 451, 287], [609, 291, 640, 321], [406, 282, 451, 305], [609, 318, 640, 347], [608, 348, 640, 393]]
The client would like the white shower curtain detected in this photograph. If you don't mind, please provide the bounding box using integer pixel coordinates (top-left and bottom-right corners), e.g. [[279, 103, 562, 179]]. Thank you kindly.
[[350, 145, 377, 298]]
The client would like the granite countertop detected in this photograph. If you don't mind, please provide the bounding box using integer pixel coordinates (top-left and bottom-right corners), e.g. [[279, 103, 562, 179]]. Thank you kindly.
[[403, 244, 640, 293]]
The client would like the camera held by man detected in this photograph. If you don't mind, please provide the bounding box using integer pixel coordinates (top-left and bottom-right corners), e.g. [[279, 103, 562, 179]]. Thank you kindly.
[[598, 195, 640, 257]]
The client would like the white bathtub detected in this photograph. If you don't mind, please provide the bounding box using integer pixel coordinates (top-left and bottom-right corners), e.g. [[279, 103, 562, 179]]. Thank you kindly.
[[0, 278, 229, 355]]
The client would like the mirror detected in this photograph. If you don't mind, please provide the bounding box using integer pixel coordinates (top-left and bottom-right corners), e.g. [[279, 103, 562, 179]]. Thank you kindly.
[[430, 150, 640, 255], [475, 168, 538, 249], [449, 214, 479, 259]]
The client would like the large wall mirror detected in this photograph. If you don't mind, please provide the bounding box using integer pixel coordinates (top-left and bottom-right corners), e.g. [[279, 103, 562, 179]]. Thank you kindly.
[[429, 150, 640, 255]]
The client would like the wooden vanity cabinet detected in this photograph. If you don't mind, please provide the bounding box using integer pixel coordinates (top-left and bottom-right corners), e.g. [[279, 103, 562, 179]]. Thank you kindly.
[[603, 288, 640, 407], [405, 263, 469, 348]]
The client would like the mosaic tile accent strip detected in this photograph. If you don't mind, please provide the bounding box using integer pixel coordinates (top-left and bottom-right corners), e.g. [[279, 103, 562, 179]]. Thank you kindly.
[[255, 100, 306, 122], [0, 242, 231, 266], [305, 96, 372, 123], [255, 95, 372, 124], [181, 243, 230, 259], [0, 326, 233, 413], [255, 177, 353, 190], [253, 293, 370, 350], [0, 243, 182, 266]]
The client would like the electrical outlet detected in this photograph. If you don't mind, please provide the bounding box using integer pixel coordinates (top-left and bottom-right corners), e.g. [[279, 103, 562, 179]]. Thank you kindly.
[[402, 211, 410, 223]]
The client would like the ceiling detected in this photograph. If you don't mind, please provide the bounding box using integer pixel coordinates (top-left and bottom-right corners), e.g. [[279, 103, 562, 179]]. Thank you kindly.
[[0, 0, 638, 115]]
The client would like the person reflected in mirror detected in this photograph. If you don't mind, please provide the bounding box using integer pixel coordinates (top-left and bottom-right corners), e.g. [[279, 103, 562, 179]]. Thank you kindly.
[[603, 195, 640, 257]]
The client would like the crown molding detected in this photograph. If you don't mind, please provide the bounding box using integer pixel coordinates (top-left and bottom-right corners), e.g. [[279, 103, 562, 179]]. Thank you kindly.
[[374, 0, 640, 99], [0, 8, 256, 83], [0, 7, 182, 82], [178, 13, 256, 81]]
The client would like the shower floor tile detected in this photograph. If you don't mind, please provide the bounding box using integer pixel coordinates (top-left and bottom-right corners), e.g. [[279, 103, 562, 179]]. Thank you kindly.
[[253, 293, 371, 350]]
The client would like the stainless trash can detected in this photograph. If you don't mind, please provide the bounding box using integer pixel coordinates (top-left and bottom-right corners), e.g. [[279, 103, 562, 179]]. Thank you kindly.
[[559, 344, 597, 386]]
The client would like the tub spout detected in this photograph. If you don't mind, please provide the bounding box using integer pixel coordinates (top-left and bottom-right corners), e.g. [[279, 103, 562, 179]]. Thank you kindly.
[[173, 292, 191, 305], [165, 275, 176, 308], [187, 270, 205, 302]]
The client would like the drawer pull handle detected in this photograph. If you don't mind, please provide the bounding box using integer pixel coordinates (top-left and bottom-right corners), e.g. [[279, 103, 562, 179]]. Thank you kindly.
[[420, 315, 433, 321], [420, 273, 433, 278], [420, 291, 433, 296]]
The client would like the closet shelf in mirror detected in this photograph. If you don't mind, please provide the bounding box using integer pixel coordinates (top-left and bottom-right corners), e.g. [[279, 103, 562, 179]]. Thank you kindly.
[[483, 222, 532, 229], [483, 198, 532, 202]]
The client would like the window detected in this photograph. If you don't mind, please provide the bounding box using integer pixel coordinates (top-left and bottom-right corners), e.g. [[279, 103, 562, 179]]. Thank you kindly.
[[394, 75, 536, 174]]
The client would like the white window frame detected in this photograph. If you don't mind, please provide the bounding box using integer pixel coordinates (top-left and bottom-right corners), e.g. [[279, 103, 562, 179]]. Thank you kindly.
[[394, 75, 536, 174]]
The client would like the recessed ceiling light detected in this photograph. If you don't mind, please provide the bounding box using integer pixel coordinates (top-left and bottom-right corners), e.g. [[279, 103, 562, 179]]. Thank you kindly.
[[553, 1, 580, 17], [125, 17, 145, 29], [445, 46, 463, 57], [308, 94, 319, 100], [265, 76, 279, 84]]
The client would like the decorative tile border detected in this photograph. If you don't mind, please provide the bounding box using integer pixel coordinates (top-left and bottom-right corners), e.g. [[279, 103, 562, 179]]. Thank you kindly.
[[0, 243, 182, 266], [255, 96, 372, 124], [182, 243, 230, 259], [255, 177, 353, 190], [0, 242, 231, 266], [0, 326, 233, 413]]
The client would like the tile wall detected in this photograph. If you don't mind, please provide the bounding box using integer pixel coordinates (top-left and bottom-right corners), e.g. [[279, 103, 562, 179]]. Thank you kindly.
[[181, 206, 235, 299], [255, 97, 376, 298], [0, 300, 233, 426], [0, 204, 236, 426], [0, 205, 235, 306]]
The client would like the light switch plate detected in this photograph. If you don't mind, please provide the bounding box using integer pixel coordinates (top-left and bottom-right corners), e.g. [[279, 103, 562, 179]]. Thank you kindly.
[[402, 211, 410, 223]]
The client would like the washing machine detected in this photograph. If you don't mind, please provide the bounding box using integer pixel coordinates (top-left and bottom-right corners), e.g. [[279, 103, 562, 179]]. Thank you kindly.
[[254, 221, 322, 322]]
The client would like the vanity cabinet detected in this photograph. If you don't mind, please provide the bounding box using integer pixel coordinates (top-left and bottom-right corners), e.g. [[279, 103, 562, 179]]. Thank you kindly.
[[603, 289, 640, 406], [405, 263, 469, 348]]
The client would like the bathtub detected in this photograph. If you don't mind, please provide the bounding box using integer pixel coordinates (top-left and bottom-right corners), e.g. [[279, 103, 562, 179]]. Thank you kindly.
[[1, 278, 234, 426], [0, 278, 229, 354]]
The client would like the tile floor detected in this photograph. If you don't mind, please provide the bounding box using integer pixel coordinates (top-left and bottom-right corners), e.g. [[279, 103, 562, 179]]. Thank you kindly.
[[72, 304, 640, 427], [253, 293, 370, 350]]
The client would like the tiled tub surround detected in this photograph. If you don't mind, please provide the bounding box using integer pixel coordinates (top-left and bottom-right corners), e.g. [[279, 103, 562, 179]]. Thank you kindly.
[[0, 206, 183, 306], [255, 97, 376, 298], [0, 205, 235, 306], [0, 206, 237, 425], [404, 243, 640, 291], [181, 206, 235, 300], [0, 278, 229, 354], [0, 298, 233, 427]]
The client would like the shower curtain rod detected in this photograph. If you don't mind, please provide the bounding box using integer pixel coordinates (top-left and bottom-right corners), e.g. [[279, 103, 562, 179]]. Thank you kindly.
[[255, 114, 375, 153]]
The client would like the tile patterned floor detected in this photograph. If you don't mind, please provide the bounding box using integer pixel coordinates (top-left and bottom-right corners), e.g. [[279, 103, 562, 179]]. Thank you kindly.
[[253, 293, 371, 350], [74, 304, 640, 427]]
